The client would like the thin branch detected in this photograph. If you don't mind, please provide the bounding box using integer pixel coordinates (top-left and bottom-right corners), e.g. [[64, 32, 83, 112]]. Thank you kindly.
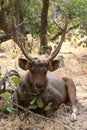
[[51, 21, 80, 41], [15, 21, 24, 29], [12, 18, 33, 62], [47, 14, 68, 62], [0, 70, 20, 92], [60, 51, 78, 58], [52, 16, 63, 31], [0, 95, 53, 121]]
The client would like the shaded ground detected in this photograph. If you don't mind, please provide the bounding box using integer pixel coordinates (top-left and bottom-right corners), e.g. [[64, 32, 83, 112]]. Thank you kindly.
[[0, 43, 87, 130]]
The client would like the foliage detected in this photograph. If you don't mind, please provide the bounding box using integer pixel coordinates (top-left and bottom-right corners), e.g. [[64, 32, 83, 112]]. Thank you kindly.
[[59, 0, 87, 32], [11, 76, 20, 85], [0, 92, 16, 113], [48, 0, 87, 35], [59, 0, 87, 17], [0, 70, 20, 113], [0, 0, 87, 46], [0, 70, 52, 114], [0, 0, 14, 23], [19, 0, 42, 35], [28, 96, 52, 112], [44, 102, 53, 111], [28, 96, 44, 110], [1, 92, 11, 99]]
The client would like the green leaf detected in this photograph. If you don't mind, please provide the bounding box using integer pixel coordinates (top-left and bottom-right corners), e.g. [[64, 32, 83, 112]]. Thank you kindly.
[[30, 98, 36, 105], [1, 104, 16, 113], [11, 76, 20, 85], [1, 92, 11, 99], [36, 96, 44, 108], [28, 104, 38, 110], [45, 102, 53, 111], [6, 106, 16, 113]]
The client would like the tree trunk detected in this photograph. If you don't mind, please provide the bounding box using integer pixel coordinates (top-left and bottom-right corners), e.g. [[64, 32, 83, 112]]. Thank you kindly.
[[14, 0, 25, 33], [40, 0, 50, 53], [0, 1, 11, 39], [14, 0, 21, 32]]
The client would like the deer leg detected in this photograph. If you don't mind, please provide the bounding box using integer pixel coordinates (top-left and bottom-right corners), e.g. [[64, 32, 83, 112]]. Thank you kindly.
[[42, 87, 64, 117], [62, 77, 78, 121]]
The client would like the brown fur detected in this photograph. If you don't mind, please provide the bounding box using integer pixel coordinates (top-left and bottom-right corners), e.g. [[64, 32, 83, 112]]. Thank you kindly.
[[16, 58, 78, 121]]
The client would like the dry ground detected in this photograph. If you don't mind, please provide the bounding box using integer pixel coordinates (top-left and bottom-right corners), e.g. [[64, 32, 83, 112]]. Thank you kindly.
[[0, 42, 87, 130]]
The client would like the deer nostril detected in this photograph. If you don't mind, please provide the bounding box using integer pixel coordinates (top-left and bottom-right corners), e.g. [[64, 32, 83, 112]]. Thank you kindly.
[[35, 83, 43, 89]]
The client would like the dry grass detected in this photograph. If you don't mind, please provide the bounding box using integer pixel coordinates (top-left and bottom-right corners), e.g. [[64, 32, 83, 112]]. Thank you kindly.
[[0, 40, 87, 130]]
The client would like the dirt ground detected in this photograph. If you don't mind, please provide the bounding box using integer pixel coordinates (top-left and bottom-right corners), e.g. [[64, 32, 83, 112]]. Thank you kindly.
[[0, 42, 87, 130]]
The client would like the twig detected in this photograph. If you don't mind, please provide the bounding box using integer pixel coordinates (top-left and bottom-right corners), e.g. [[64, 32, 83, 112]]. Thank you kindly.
[[16, 21, 24, 29], [60, 51, 78, 58], [52, 17, 63, 31], [0, 95, 28, 112], [0, 95, 53, 121], [0, 70, 20, 92]]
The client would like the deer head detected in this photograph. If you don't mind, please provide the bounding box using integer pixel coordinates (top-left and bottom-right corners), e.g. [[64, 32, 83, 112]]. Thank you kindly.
[[12, 15, 68, 94]]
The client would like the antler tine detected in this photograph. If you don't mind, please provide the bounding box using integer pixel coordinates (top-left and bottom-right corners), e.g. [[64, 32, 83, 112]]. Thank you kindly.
[[46, 15, 68, 63], [12, 18, 33, 63]]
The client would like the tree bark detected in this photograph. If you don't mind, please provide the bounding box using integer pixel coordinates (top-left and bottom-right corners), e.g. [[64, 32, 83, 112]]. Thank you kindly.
[[14, 0, 25, 34], [14, 0, 21, 32], [40, 0, 49, 52]]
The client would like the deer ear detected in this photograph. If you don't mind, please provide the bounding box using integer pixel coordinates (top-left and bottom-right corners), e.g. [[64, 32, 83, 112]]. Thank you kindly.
[[48, 60, 60, 71], [18, 58, 31, 70]]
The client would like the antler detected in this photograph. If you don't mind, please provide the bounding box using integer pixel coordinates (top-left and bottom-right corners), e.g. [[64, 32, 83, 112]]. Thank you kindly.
[[46, 15, 68, 63], [11, 18, 33, 63], [11, 15, 67, 63]]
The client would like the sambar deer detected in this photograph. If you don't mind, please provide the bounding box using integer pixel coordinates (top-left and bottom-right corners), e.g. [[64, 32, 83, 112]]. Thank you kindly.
[[12, 16, 78, 121]]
